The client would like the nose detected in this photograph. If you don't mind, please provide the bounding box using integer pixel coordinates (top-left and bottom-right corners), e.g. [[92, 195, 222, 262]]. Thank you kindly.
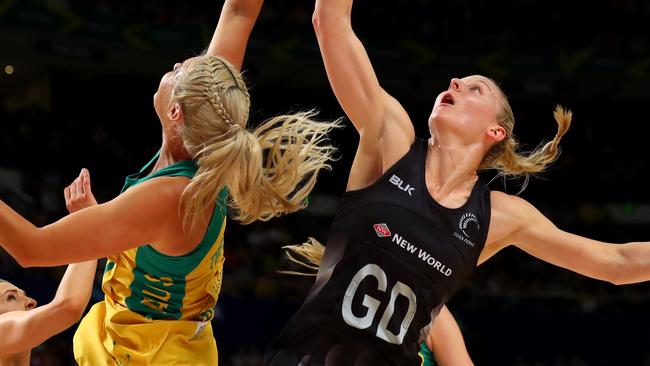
[[25, 298, 37, 310], [449, 78, 462, 92]]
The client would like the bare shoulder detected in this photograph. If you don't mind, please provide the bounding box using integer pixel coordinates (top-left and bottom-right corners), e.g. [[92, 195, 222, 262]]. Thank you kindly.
[[119, 176, 191, 206], [104, 175, 193, 228], [481, 191, 539, 263], [490, 190, 537, 221], [141, 175, 191, 193], [490, 190, 544, 236], [122, 176, 205, 255]]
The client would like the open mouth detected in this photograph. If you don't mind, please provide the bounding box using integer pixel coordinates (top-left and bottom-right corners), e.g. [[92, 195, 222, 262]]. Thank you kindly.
[[441, 93, 455, 105]]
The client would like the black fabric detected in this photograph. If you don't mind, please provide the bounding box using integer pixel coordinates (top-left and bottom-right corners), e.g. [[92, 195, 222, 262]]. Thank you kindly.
[[266, 138, 491, 366]]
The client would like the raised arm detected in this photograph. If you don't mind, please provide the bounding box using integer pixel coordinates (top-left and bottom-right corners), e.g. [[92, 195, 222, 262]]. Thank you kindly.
[[0, 170, 98, 356], [481, 191, 650, 285], [426, 305, 474, 366], [313, 0, 414, 187], [206, 0, 264, 70], [0, 260, 97, 357]]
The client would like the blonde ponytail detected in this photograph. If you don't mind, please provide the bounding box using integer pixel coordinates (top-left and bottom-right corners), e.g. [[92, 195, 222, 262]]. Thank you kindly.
[[172, 55, 340, 229], [227, 111, 340, 224], [480, 104, 573, 181]]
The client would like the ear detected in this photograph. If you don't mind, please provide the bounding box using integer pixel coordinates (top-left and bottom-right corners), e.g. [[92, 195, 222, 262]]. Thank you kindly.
[[486, 125, 506, 143], [167, 102, 183, 123]]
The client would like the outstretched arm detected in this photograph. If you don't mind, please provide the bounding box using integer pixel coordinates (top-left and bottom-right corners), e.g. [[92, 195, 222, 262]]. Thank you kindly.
[[482, 191, 650, 285], [206, 0, 264, 70], [313, 0, 414, 188], [426, 306, 474, 366], [0, 170, 98, 356], [0, 172, 189, 267]]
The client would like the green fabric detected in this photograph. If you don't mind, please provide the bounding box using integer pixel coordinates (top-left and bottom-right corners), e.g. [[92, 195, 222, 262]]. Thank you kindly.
[[103, 260, 116, 273], [115, 150, 228, 320], [418, 342, 436, 366]]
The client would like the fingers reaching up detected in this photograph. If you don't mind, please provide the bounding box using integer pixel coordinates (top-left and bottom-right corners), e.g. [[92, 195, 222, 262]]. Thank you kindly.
[[64, 169, 98, 214]]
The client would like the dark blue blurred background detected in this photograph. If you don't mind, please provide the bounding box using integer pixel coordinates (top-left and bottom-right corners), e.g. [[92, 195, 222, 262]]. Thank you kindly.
[[1, 0, 650, 365]]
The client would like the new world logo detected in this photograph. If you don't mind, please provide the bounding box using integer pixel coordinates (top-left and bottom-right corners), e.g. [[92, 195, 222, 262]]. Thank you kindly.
[[373, 223, 391, 238]]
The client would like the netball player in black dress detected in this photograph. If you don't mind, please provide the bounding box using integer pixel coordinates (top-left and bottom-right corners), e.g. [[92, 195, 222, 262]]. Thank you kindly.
[[265, 0, 650, 365]]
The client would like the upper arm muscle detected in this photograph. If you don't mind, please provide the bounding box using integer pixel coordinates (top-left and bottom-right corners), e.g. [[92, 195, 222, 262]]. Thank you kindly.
[[481, 192, 619, 282], [30, 177, 188, 266]]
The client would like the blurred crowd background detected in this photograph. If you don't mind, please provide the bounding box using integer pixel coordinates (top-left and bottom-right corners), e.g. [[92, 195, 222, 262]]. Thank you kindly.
[[1, 0, 650, 365]]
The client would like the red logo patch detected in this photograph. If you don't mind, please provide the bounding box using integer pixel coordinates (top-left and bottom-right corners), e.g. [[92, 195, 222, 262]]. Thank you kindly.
[[373, 223, 391, 238]]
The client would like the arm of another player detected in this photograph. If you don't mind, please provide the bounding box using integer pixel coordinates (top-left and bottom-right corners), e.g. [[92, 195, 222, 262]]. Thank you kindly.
[[421, 305, 474, 366], [0, 170, 98, 356]]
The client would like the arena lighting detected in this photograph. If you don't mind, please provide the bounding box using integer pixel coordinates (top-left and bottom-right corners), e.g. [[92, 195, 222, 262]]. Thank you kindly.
[[4, 65, 14, 75]]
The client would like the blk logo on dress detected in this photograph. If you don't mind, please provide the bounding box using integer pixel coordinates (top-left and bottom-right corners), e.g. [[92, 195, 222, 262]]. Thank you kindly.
[[389, 174, 415, 196]]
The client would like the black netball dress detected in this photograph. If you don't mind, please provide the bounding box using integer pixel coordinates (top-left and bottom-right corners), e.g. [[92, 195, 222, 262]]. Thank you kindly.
[[266, 138, 491, 365]]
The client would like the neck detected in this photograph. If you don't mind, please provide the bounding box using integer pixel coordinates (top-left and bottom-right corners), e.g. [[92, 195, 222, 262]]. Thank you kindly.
[[425, 136, 482, 200], [153, 131, 192, 173], [0, 351, 30, 366]]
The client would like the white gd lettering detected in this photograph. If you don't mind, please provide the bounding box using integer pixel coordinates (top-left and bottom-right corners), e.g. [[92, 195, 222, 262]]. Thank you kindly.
[[342, 264, 417, 344]]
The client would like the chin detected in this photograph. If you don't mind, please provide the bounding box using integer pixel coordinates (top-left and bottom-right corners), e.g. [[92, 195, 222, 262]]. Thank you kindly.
[[153, 93, 164, 114], [428, 111, 444, 127]]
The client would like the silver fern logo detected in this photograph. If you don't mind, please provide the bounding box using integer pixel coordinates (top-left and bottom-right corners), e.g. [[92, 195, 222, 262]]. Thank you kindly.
[[452, 213, 479, 247], [459, 213, 479, 237]]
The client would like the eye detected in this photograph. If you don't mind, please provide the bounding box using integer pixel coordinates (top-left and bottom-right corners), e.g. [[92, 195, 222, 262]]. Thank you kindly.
[[7, 294, 16, 301], [469, 85, 482, 94]]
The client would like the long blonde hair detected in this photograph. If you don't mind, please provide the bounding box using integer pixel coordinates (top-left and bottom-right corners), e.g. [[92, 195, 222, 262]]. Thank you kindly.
[[284, 82, 574, 274], [172, 55, 340, 228]]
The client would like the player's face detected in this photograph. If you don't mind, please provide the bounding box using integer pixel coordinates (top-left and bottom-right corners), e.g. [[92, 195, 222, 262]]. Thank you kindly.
[[428, 75, 503, 144], [153, 56, 200, 123], [0, 282, 37, 314]]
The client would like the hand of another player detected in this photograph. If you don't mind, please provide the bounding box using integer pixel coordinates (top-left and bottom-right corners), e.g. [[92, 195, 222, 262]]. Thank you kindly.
[[64, 168, 98, 213]]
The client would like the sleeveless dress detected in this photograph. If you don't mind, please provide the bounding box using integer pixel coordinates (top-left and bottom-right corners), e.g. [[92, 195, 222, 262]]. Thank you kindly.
[[74, 151, 228, 366]]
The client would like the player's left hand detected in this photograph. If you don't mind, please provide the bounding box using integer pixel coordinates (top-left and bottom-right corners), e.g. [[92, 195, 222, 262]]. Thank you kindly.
[[64, 168, 98, 213]]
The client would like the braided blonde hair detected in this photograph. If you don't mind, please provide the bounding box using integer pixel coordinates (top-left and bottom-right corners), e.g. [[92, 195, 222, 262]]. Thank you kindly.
[[172, 55, 340, 228]]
